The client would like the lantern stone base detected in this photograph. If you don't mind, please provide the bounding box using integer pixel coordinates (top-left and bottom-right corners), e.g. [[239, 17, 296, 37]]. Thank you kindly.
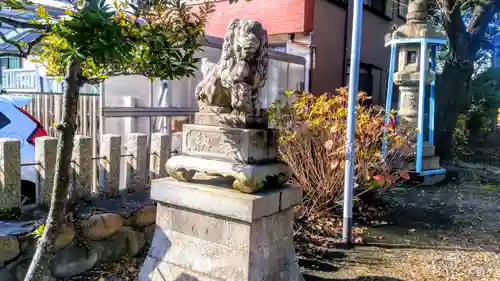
[[393, 142, 443, 174], [138, 176, 305, 281], [393, 155, 440, 171], [399, 142, 436, 158]]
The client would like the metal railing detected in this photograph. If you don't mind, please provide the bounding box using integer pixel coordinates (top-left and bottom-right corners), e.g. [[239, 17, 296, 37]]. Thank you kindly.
[[2, 69, 99, 93]]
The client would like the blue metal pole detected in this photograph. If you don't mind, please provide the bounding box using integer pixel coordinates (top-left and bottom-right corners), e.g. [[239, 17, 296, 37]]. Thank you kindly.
[[343, 0, 363, 245], [428, 45, 437, 145], [416, 39, 428, 173], [382, 43, 397, 157]]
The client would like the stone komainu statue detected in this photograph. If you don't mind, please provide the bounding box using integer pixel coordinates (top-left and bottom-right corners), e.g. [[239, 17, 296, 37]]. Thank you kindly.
[[165, 18, 290, 194], [194, 19, 269, 116]]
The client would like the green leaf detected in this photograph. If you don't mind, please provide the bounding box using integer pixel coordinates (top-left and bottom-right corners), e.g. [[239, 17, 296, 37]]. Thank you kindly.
[[31, 223, 45, 237]]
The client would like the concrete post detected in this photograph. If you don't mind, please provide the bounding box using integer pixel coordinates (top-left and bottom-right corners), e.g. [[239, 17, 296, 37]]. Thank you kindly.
[[123, 96, 138, 136], [100, 134, 121, 196], [71, 135, 92, 200], [125, 133, 148, 191], [0, 138, 21, 211], [150, 133, 170, 179], [35, 136, 57, 207]]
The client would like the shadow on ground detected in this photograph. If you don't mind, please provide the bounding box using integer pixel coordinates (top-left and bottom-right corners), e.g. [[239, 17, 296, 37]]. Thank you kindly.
[[362, 173, 500, 250], [296, 153, 500, 280], [304, 275, 405, 281]]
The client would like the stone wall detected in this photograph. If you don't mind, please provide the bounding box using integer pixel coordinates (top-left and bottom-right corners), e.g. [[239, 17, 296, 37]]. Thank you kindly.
[[0, 191, 157, 280], [0, 132, 172, 280]]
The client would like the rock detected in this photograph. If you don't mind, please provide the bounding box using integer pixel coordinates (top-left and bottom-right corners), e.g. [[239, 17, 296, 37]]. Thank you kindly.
[[143, 224, 155, 244], [15, 260, 56, 281], [127, 205, 156, 228], [89, 231, 127, 264], [120, 226, 145, 256], [74, 191, 153, 219], [14, 260, 28, 281], [54, 223, 76, 250], [80, 213, 124, 240], [19, 236, 37, 256], [0, 236, 20, 264], [51, 244, 98, 278], [0, 265, 15, 281]]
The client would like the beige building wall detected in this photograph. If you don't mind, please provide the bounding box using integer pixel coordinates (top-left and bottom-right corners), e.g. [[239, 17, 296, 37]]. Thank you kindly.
[[311, 0, 406, 105]]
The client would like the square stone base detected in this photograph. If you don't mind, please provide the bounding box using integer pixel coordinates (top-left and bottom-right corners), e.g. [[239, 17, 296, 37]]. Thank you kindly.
[[139, 177, 305, 281], [182, 123, 278, 164]]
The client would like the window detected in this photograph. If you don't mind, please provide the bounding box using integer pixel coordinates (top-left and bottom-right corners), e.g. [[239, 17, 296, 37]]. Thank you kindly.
[[328, 0, 348, 7], [0, 57, 22, 69], [345, 62, 389, 106], [346, 63, 374, 106], [364, 0, 386, 14], [0, 112, 11, 130], [407, 51, 417, 64], [398, 0, 408, 18], [364, 0, 392, 19]]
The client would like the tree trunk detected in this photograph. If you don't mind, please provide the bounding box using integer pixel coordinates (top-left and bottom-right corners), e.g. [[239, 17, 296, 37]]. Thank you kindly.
[[435, 60, 474, 159], [24, 60, 82, 281], [433, 0, 500, 159]]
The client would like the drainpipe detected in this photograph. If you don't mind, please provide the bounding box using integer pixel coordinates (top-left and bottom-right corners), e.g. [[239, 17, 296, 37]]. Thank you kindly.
[[341, 2, 349, 86], [307, 32, 314, 93]]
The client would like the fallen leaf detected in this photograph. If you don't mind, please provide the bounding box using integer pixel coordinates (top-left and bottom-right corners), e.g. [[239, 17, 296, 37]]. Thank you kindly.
[[399, 170, 410, 180], [354, 236, 363, 244], [330, 159, 339, 170], [324, 139, 334, 150]]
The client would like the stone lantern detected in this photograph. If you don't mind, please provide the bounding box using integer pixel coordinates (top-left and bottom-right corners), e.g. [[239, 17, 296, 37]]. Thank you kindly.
[[383, 0, 447, 179]]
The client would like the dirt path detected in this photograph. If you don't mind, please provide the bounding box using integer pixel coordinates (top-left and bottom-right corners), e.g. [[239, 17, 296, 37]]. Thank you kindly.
[[300, 161, 500, 281]]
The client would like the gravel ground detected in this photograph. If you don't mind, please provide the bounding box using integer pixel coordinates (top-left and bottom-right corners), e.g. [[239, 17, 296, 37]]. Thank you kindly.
[[300, 160, 500, 281], [302, 246, 500, 281]]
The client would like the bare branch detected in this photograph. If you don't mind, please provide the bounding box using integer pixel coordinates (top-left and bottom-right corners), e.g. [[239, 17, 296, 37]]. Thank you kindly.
[[467, 3, 497, 50]]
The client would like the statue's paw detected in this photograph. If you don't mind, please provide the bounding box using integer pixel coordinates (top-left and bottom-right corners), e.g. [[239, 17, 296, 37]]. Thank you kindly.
[[170, 168, 196, 182], [273, 172, 290, 186], [232, 179, 262, 193]]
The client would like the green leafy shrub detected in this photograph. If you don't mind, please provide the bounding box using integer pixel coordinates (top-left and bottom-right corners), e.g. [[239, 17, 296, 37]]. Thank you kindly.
[[268, 88, 410, 220], [454, 68, 500, 149], [34, 0, 214, 81]]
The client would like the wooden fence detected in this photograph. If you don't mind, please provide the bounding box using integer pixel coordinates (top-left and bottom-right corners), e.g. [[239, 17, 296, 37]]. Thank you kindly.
[[5, 92, 100, 139]]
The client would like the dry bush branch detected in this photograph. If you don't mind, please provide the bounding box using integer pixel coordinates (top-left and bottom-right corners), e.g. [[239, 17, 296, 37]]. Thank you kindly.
[[269, 88, 412, 222]]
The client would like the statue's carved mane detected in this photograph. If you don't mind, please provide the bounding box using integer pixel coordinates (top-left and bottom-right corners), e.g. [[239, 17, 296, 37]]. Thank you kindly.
[[195, 19, 269, 115], [219, 19, 269, 89]]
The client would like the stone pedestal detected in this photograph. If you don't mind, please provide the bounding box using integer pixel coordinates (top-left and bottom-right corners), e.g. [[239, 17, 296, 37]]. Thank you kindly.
[[139, 175, 304, 281], [166, 113, 290, 193]]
